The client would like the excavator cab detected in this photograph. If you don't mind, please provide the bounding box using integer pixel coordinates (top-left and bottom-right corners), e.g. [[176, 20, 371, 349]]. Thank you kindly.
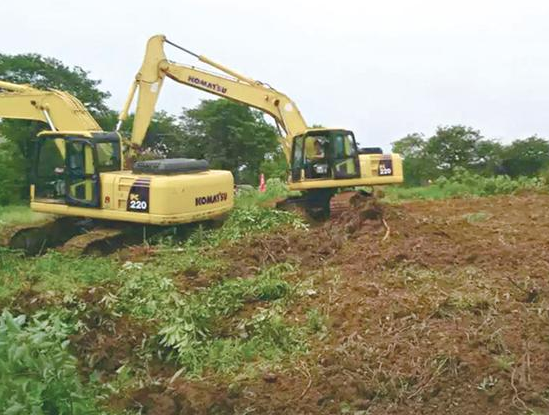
[[32, 132, 122, 208], [291, 129, 360, 182]]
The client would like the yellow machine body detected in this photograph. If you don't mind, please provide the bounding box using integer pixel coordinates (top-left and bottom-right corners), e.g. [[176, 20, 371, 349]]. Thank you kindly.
[[288, 153, 404, 191], [30, 170, 233, 225], [0, 81, 234, 228], [29, 131, 233, 225]]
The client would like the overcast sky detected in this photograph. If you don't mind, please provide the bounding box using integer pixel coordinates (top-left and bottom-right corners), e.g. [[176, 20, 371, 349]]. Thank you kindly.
[[3, 0, 549, 149]]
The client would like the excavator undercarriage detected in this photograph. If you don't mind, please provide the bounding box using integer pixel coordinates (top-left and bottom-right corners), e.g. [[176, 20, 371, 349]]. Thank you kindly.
[[274, 188, 374, 221], [1, 216, 218, 256], [1, 217, 132, 255]]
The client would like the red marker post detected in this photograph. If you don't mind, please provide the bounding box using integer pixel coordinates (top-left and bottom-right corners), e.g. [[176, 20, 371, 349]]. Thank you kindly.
[[259, 173, 266, 192]]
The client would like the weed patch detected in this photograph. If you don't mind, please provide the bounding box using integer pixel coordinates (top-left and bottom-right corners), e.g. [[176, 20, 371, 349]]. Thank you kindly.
[[0, 310, 104, 414], [110, 263, 306, 376], [186, 204, 307, 247], [0, 249, 117, 306], [383, 168, 544, 202], [0, 205, 51, 228]]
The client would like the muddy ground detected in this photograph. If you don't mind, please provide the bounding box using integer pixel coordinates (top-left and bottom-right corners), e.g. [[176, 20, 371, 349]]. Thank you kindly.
[[26, 193, 549, 414]]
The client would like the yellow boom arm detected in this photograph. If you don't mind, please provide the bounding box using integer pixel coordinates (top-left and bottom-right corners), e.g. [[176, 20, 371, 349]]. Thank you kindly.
[[119, 35, 308, 159], [0, 80, 101, 132]]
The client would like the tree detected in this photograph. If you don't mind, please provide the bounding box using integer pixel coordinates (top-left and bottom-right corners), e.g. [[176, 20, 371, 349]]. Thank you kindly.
[[425, 125, 483, 174], [392, 126, 508, 185], [391, 133, 432, 186], [0, 139, 26, 204], [475, 139, 504, 176], [107, 110, 185, 156], [0, 53, 110, 115], [0, 53, 112, 204], [179, 99, 279, 183], [501, 136, 549, 177], [258, 148, 288, 182]]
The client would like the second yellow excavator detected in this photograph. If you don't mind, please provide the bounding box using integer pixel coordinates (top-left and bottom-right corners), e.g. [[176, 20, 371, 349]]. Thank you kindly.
[[119, 35, 403, 216], [0, 80, 233, 253]]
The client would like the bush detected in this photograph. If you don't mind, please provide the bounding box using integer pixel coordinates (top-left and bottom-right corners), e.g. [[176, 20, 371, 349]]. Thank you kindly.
[[113, 263, 304, 375], [0, 139, 27, 205], [0, 311, 102, 415], [384, 168, 544, 202], [187, 191, 307, 247]]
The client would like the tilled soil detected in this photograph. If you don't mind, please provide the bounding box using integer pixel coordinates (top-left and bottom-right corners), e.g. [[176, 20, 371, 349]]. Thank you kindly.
[[70, 194, 549, 414], [207, 194, 549, 414]]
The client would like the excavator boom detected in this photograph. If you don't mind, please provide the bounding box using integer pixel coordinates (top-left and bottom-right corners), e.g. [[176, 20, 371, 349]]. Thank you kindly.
[[0, 80, 101, 131], [120, 35, 307, 158]]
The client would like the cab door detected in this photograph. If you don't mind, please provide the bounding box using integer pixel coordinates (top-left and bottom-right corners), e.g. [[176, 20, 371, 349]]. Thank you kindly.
[[33, 137, 67, 202], [331, 132, 361, 179], [291, 135, 304, 182], [65, 139, 100, 207]]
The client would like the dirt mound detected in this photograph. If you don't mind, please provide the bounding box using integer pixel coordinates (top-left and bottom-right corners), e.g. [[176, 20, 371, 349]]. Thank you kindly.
[[127, 380, 235, 415], [222, 197, 389, 275]]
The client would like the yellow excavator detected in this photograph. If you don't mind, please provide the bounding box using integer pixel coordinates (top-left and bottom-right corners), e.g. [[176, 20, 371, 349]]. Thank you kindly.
[[1, 34, 402, 252], [119, 35, 403, 216], [0, 80, 233, 253]]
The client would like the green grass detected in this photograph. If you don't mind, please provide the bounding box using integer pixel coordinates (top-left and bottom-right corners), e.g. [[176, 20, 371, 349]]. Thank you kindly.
[[0, 249, 117, 305], [383, 169, 544, 202], [0, 205, 51, 228], [235, 177, 299, 209]]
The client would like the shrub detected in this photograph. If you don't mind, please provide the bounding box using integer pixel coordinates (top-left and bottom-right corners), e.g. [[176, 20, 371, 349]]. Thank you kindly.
[[0, 310, 102, 415], [384, 168, 544, 202], [114, 263, 304, 375]]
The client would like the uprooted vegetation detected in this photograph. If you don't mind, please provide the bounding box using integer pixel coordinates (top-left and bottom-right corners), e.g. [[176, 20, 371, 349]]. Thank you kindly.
[[1, 189, 549, 414]]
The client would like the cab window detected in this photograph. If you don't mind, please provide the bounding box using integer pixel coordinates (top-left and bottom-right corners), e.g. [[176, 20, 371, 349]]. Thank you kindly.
[[332, 133, 357, 159], [96, 141, 121, 172]]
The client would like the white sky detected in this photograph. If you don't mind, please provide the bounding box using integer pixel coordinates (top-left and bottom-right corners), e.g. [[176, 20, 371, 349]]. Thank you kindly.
[[2, 0, 549, 149]]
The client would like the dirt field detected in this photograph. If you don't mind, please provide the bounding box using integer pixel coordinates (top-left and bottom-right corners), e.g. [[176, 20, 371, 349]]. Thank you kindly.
[[206, 193, 549, 414], [14, 193, 549, 414]]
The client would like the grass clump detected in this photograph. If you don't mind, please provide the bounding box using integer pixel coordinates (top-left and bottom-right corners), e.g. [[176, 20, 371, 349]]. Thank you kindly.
[[187, 203, 307, 247], [0, 310, 104, 415], [383, 168, 544, 202], [0, 249, 117, 305]]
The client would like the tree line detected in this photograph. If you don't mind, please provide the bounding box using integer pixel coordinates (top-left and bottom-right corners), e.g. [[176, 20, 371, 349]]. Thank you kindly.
[[392, 126, 549, 186], [1, 52, 548, 204]]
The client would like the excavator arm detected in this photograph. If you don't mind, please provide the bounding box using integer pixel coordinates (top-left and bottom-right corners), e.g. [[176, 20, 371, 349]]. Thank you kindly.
[[119, 35, 308, 159], [0, 80, 101, 132]]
